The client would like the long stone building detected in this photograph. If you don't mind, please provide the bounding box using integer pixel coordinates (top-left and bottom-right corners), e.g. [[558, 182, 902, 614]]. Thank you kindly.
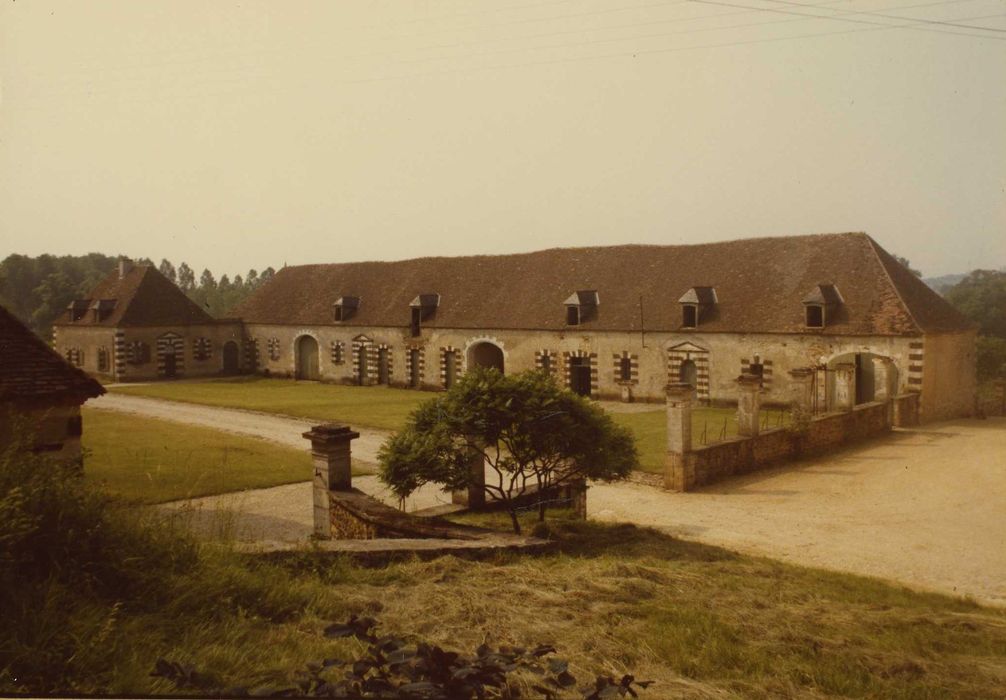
[[54, 233, 977, 422]]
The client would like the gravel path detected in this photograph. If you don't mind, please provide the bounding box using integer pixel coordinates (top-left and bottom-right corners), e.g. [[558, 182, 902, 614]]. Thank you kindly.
[[93, 394, 1006, 605]]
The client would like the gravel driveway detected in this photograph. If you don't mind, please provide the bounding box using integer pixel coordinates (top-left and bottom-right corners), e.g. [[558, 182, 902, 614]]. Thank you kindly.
[[91, 394, 1006, 605]]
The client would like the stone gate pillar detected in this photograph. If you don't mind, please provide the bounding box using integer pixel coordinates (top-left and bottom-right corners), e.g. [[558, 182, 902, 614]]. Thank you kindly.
[[872, 357, 892, 402], [451, 440, 487, 508], [302, 424, 360, 538], [736, 373, 762, 437], [664, 382, 694, 491], [788, 367, 815, 415], [833, 363, 856, 412]]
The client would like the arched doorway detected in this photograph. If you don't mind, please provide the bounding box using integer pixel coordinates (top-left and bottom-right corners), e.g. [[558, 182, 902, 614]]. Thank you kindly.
[[467, 342, 504, 374], [295, 336, 320, 380], [222, 341, 240, 374], [825, 352, 892, 408], [357, 345, 369, 385], [378, 347, 390, 384], [679, 359, 697, 387]]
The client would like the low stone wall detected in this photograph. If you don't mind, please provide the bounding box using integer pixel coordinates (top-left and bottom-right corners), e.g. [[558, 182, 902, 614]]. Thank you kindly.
[[328, 489, 485, 540], [670, 401, 891, 491]]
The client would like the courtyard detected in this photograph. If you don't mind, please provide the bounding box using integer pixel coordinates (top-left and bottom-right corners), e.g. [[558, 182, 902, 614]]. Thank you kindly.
[[89, 383, 1006, 606]]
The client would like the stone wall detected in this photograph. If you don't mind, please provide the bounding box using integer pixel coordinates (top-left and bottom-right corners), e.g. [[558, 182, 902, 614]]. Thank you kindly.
[[668, 401, 892, 491], [1, 398, 86, 466], [113, 322, 244, 381], [244, 322, 932, 408], [920, 330, 977, 421]]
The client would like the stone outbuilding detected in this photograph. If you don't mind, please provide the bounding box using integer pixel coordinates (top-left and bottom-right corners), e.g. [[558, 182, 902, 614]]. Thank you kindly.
[[233, 232, 976, 422], [53, 260, 245, 381], [1, 304, 105, 463]]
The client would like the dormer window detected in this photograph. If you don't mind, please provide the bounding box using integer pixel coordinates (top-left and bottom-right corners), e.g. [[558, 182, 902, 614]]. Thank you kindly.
[[67, 300, 89, 322], [564, 290, 599, 326], [90, 299, 116, 323], [409, 294, 440, 337], [678, 287, 717, 328], [802, 283, 842, 329], [332, 296, 360, 322]]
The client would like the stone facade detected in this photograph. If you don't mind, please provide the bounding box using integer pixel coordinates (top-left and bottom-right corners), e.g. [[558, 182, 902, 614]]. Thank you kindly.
[[244, 322, 961, 417]]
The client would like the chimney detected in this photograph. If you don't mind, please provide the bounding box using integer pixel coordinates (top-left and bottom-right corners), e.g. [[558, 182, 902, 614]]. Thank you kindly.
[[118, 258, 133, 280]]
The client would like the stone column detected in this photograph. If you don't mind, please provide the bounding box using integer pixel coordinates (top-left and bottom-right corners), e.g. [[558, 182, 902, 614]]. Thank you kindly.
[[788, 367, 815, 415], [451, 441, 487, 508], [302, 424, 360, 538], [833, 362, 856, 412], [664, 382, 694, 491], [872, 357, 892, 402], [736, 373, 762, 437]]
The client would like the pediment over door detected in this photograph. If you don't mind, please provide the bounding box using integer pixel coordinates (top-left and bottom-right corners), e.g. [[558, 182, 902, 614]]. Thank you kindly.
[[667, 341, 708, 354], [352, 334, 372, 343]]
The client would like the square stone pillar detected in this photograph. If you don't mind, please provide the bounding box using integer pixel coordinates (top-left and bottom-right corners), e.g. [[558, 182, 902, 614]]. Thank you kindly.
[[788, 367, 815, 415], [736, 373, 762, 437], [664, 382, 694, 491], [451, 441, 487, 508], [872, 357, 892, 402], [302, 424, 360, 538], [833, 362, 856, 412]]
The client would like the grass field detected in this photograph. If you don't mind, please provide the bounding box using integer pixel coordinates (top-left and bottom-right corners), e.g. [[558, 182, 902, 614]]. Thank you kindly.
[[110, 377, 794, 474], [111, 376, 427, 431], [82, 407, 314, 503]]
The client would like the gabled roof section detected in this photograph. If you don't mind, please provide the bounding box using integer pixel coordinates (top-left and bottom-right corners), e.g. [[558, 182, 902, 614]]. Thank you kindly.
[[54, 265, 215, 328], [802, 283, 843, 306], [564, 290, 599, 306], [409, 294, 441, 308], [234, 232, 973, 336], [0, 305, 105, 402], [678, 287, 717, 305]]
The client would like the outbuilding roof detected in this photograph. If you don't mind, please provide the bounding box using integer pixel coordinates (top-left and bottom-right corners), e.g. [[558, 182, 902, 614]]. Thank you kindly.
[[54, 264, 215, 328], [232, 232, 972, 336], [0, 305, 105, 403]]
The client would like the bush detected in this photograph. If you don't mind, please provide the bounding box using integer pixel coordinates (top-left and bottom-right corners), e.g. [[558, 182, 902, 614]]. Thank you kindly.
[[977, 335, 1006, 382]]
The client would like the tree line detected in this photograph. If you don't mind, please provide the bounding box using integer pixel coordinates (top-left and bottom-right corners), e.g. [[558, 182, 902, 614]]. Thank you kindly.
[[0, 253, 275, 338]]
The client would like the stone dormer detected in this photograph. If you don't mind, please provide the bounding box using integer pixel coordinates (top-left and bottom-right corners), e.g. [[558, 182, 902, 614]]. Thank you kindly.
[[564, 290, 599, 326], [678, 286, 717, 328], [90, 299, 117, 323], [409, 293, 440, 336], [332, 296, 360, 322], [66, 300, 90, 322], [802, 283, 843, 328]]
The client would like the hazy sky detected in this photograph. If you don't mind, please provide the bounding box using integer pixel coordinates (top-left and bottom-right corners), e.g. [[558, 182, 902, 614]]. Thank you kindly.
[[2, 0, 1004, 278]]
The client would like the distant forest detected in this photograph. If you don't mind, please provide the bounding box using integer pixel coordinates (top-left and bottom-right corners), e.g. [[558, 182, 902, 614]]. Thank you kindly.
[[0, 253, 275, 338]]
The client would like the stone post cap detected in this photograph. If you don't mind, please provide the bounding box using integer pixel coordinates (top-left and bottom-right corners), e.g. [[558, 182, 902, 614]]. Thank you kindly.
[[788, 367, 815, 378], [302, 424, 361, 444], [833, 362, 856, 372], [736, 373, 762, 387], [665, 382, 695, 397]]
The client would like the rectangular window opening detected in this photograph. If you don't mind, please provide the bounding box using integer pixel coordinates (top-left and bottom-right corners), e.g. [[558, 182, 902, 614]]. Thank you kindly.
[[682, 305, 698, 328], [806, 305, 824, 328], [410, 308, 422, 337], [566, 306, 580, 326]]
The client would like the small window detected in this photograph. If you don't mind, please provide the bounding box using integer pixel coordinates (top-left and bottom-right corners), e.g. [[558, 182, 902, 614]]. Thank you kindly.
[[541, 354, 552, 373], [806, 305, 824, 328], [331, 341, 345, 365], [619, 356, 632, 381], [334, 306, 344, 322], [97, 348, 110, 372], [682, 305, 698, 328], [566, 306, 580, 326], [410, 308, 422, 337]]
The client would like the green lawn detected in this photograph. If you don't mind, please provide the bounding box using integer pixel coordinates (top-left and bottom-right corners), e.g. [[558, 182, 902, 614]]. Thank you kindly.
[[82, 407, 314, 503], [111, 376, 427, 431]]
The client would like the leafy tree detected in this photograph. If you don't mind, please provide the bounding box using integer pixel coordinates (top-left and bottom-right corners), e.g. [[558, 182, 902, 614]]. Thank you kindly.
[[198, 268, 217, 290], [977, 336, 1006, 381], [31, 272, 76, 333], [176, 262, 196, 292], [260, 266, 276, 285], [893, 255, 922, 277], [158, 259, 177, 284], [945, 270, 1006, 338], [245, 269, 259, 289], [379, 369, 638, 534]]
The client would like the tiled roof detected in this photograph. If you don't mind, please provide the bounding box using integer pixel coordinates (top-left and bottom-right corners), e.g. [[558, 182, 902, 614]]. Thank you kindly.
[[0, 305, 105, 403], [54, 264, 215, 328], [232, 232, 973, 336]]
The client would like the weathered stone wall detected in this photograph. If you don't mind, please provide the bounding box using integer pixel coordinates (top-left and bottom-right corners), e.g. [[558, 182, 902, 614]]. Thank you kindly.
[[329, 496, 379, 539], [1, 398, 85, 465], [244, 322, 927, 406], [920, 330, 977, 421], [669, 401, 891, 491], [116, 322, 245, 381], [52, 325, 117, 380]]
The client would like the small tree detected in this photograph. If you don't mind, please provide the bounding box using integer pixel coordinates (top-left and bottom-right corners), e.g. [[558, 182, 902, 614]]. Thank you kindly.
[[379, 368, 639, 534]]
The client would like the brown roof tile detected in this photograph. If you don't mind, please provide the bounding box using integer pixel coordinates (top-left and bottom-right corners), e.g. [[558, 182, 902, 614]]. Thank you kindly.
[[54, 264, 215, 328], [234, 232, 972, 336], [0, 305, 105, 402]]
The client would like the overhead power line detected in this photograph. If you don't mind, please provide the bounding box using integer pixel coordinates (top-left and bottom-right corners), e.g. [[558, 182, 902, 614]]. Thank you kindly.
[[757, 0, 1006, 31]]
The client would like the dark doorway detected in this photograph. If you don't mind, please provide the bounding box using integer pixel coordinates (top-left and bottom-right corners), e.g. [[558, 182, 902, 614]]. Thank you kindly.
[[569, 356, 592, 397], [163, 352, 178, 378], [296, 336, 320, 380], [444, 351, 457, 388], [409, 349, 421, 388], [854, 353, 875, 404], [679, 359, 697, 387], [222, 341, 240, 374], [378, 347, 390, 384], [357, 345, 368, 385], [467, 342, 504, 374]]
